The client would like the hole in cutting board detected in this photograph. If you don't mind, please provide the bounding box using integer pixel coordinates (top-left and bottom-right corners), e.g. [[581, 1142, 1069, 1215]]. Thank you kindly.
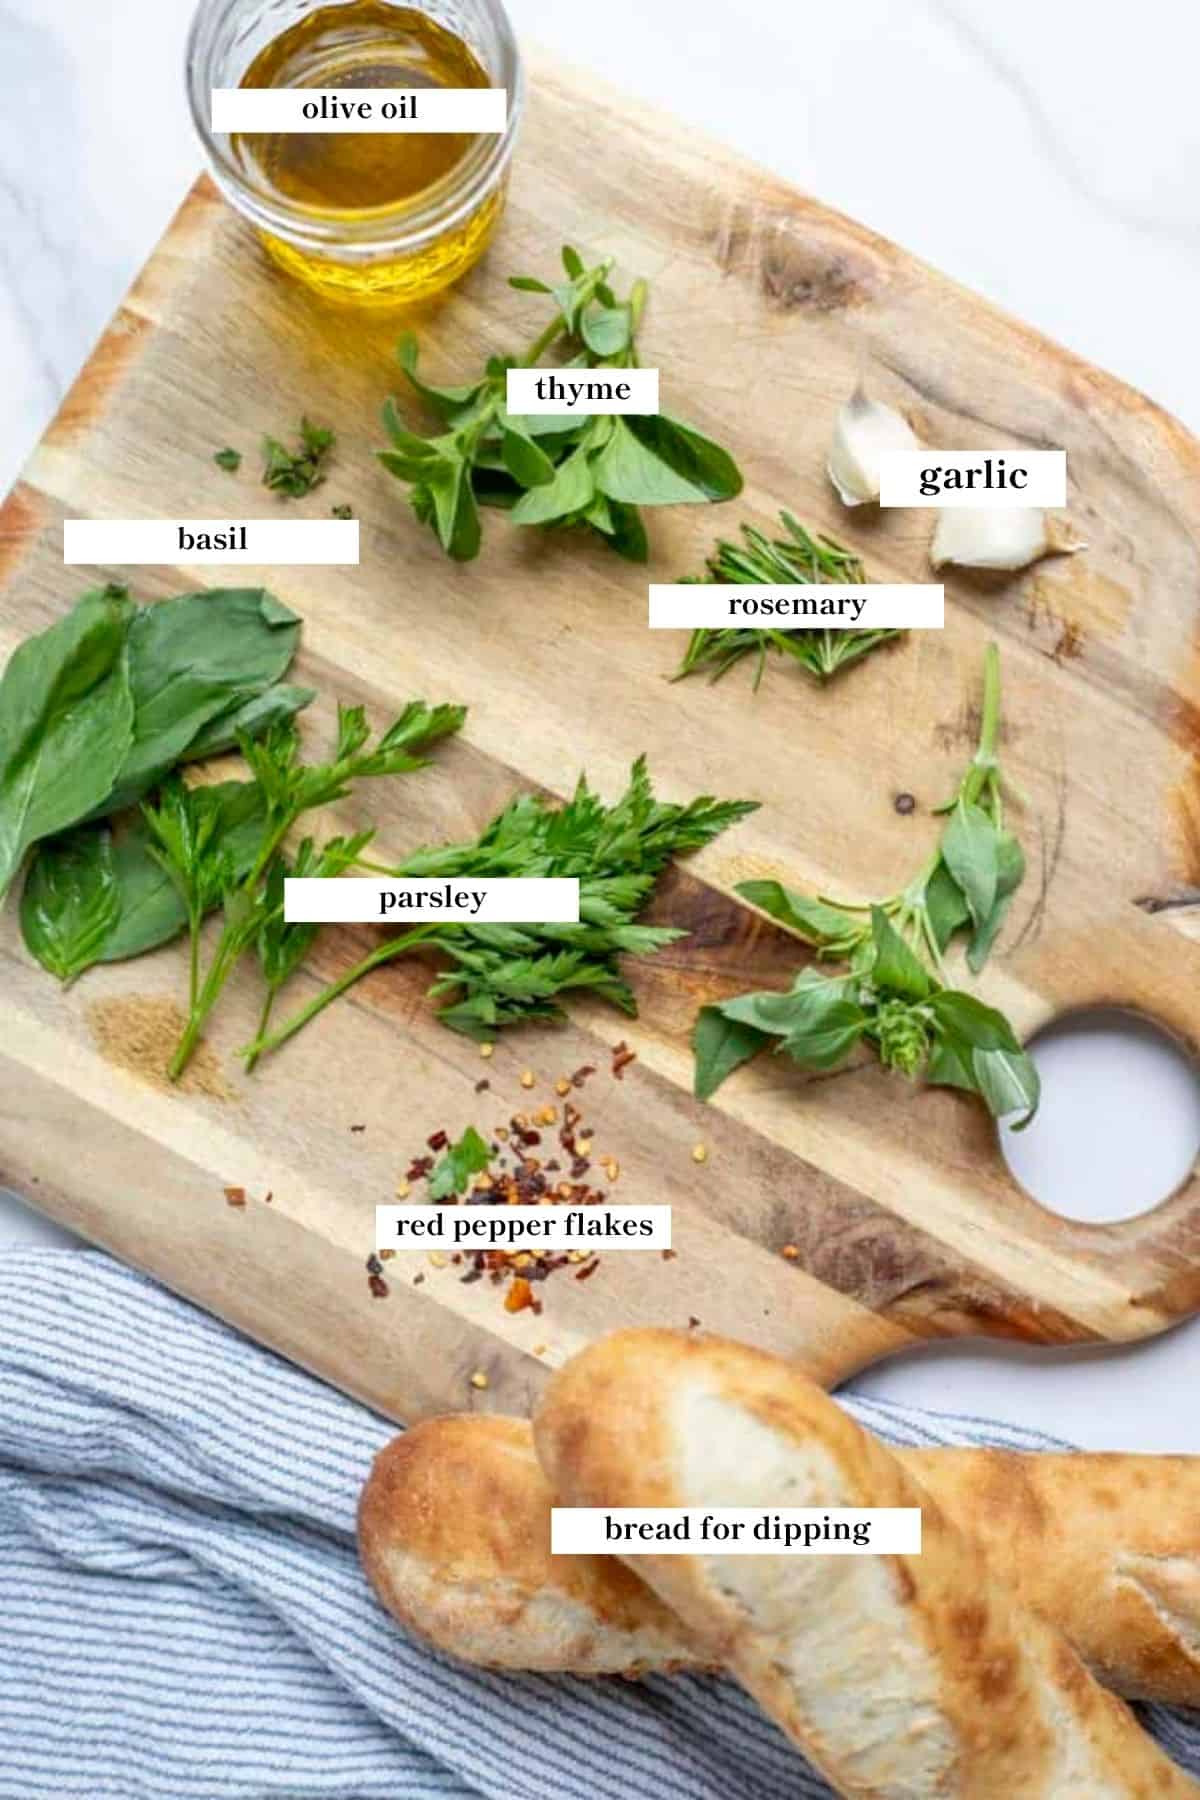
[[999, 1009, 1200, 1224]]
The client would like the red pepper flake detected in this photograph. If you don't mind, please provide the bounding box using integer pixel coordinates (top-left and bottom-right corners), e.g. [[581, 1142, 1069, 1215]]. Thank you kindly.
[[368, 1274, 390, 1299], [427, 1130, 449, 1152], [224, 1187, 246, 1208], [474, 1078, 491, 1094], [574, 1259, 601, 1282], [571, 1064, 597, 1089], [366, 1254, 383, 1276], [611, 1042, 637, 1080], [504, 1276, 536, 1314], [661, 1248, 677, 1262]]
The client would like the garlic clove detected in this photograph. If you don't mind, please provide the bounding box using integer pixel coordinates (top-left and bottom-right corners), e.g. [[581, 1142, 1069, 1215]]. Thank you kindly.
[[931, 507, 1085, 572], [827, 387, 919, 506]]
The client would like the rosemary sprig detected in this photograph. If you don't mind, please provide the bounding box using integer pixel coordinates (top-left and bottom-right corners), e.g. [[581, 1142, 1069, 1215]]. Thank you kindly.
[[672, 512, 901, 689]]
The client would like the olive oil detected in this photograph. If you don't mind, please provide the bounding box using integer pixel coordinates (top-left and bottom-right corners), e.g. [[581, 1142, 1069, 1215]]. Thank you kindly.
[[233, 0, 506, 305]]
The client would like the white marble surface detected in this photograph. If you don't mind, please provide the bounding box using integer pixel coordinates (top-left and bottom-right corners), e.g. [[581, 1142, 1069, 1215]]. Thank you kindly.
[[2, 0, 1200, 1448]]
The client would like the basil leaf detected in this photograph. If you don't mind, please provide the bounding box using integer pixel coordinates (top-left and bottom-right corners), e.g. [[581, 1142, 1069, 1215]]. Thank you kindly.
[[925, 988, 1024, 1054], [973, 1046, 1040, 1128], [0, 586, 135, 900], [924, 860, 971, 951], [20, 825, 120, 983], [500, 426, 556, 489], [966, 832, 1025, 973], [692, 1004, 769, 1099], [719, 970, 864, 1042], [940, 799, 999, 931], [96, 589, 303, 815], [592, 415, 743, 506], [870, 907, 932, 1001], [510, 444, 595, 525], [736, 879, 859, 948], [779, 1005, 866, 1071], [181, 683, 315, 763], [925, 1033, 977, 1094]]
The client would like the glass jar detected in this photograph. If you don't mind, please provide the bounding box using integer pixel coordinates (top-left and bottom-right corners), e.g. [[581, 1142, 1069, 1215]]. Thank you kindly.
[[186, 0, 523, 306]]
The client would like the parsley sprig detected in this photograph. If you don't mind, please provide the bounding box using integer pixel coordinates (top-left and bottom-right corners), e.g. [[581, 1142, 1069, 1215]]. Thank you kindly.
[[378, 245, 742, 562], [240, 758, 759, 1062], [672, 512, 901, 688], [144, 702, 465, 1080], [693, 646, 1039, 1125]]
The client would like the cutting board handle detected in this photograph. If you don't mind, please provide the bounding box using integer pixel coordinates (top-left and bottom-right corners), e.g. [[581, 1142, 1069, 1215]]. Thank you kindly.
[[1000, 906, 1200, 1335]]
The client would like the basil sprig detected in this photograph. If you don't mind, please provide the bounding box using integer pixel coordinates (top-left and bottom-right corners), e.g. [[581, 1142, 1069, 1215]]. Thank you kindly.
[[693, 646, 1040, 1127], [378, 245, 742, 562]]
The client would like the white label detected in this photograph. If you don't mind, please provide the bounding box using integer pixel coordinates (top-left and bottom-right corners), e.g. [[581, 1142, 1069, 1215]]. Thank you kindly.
[[648, 585, 943, 630], [506, 368, 660, 416], [878, 450, 1067, 508], [211, 88, 508, 134], [284, 876, 579, 924], [376, 1204, 672, 1252], [63, 520, 358, 566], [551, 1507, 922, 1556]]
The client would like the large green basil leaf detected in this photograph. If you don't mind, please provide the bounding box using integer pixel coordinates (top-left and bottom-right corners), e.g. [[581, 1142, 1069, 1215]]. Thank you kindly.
[[869, 906, 932, 1001], [97, 588, 302, 815], [940, 799, 999, 932], [736, 879, 859, 949], [0, 586, 135, 900]]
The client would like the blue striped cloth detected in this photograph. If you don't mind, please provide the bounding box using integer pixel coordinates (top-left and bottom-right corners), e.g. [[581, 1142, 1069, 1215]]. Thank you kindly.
[[1, 1250, 1197, 1798]]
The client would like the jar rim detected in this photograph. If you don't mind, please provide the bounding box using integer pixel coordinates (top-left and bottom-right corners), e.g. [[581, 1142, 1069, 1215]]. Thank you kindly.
[[185, 0, 524, 256]]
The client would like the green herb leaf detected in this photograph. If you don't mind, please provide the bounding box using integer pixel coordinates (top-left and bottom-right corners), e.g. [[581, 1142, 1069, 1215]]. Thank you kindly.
[[95, 588, 304, 815], [262, 416, 335, 498], [966, 832, 1025, 973], [0, 586, 135, 900], [500, 426, 557, 488], [214, 447, 242, 473], [592, 415, 743, 506], [428, 1125, 492, 1199], [869, 906, 932, 1002], [20, 824, 120, 983], [735, 879, 862, 952], [941, 799, 999, 931], [923, 860, 971, 951], [692, 1005, 770, 1100]]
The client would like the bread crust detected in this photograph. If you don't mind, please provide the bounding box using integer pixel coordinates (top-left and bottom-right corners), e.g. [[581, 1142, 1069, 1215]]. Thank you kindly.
[[357, 1413, 1200, 1707], [534, 1328, 1197, 1798], [358, 1413, 704, 1673]]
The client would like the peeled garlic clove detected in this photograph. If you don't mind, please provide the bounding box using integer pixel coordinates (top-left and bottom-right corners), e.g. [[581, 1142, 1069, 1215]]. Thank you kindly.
[[931, 508, 1085, 572], [827, 387, 919, 506]]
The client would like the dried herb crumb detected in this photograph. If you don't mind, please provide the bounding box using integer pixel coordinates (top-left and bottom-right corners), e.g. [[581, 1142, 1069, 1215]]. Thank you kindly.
[[350, 1123, 366, 1133], [214, 447, 242, 473], [262, 416, 335, 499], [331, 503, 353, 519], [224, 1186, 246, 1207]]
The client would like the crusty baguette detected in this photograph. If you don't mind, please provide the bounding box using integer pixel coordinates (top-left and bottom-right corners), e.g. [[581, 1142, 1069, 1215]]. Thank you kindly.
[[534, 1329, 1197, 1798], [358, 1413, 708, 1674], [359, 1411, 1200, 1705]]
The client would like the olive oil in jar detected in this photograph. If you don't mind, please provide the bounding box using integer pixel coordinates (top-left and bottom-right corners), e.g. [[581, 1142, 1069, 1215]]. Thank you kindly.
[[233, 0, 507, 304]]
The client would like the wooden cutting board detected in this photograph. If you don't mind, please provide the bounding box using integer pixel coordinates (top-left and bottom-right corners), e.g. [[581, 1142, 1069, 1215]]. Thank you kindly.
[[2, 50, 1200, 1425]]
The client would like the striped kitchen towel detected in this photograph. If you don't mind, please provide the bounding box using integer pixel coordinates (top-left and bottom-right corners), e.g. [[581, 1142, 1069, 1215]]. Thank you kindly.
[[0, 1249, 1196, 1799]]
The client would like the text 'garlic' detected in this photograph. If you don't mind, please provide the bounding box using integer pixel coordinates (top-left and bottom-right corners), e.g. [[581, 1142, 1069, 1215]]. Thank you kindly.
[[931, 508, 1085, 572], [827, 388, 919, 506]]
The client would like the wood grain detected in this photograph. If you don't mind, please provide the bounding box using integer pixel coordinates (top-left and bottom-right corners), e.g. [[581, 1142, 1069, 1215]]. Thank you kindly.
[[2, 50, 1199, 1424]]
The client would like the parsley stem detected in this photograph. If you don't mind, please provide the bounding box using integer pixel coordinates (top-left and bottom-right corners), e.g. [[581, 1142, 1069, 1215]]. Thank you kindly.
[[244, 987, 278, 1075], [240, 925, 441, 1064]]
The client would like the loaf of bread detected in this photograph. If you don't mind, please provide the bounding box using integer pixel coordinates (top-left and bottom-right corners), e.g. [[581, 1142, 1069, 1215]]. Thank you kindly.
[[358, 1411, 1200, 1706], [535, 1328, 1197, 1798], [358, 1412, 708, 1675]]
